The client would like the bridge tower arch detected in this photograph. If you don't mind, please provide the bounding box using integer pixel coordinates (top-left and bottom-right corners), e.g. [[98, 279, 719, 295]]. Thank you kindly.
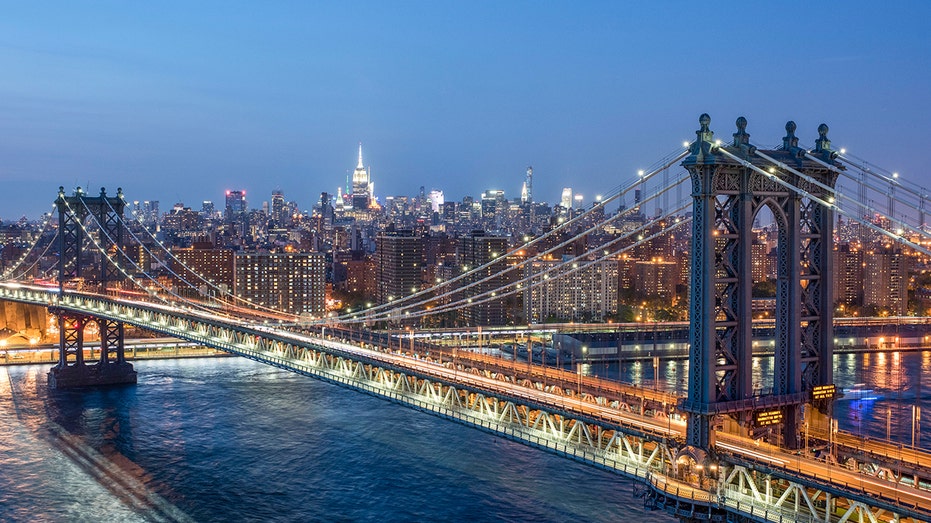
[[681, 115, 839, 450], [48, 186, 136, 389]]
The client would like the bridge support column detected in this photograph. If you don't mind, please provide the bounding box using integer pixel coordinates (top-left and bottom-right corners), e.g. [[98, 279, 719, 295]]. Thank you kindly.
[[49, 186, 136, 389], [680, 115, 839, 452], [47, 312, 136, 390]]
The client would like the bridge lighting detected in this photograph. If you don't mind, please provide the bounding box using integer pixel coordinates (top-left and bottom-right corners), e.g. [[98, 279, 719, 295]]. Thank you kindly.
[[714, 139, 722, 146], [840, 148, 846, 154], [637, 170, 645, 177], [683, 141, 690, 148], [768, 167, 776, 174], [893, 172, 899, 179]]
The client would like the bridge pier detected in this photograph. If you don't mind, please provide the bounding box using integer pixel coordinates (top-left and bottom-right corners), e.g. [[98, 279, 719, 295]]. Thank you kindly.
[[47, 310, 136, 389]]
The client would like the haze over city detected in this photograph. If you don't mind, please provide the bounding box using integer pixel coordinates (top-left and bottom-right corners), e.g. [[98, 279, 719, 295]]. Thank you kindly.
[[1, 1, 929, 220]]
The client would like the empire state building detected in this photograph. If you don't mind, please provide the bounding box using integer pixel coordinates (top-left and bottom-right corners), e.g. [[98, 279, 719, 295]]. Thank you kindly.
[[351, 143, 373, 209]]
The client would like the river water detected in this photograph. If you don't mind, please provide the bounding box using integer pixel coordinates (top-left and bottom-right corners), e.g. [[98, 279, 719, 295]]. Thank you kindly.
[[1, 350, 928, 522], [0, 358, 673, 522], [603, 350, 931, 446]]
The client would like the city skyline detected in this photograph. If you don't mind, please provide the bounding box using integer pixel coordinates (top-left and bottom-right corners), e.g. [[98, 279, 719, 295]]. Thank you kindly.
[[1, 2, 929, 220]]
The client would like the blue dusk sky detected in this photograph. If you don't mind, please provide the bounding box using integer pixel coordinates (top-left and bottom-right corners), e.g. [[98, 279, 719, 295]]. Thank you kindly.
[[0, 1, 929, 220]]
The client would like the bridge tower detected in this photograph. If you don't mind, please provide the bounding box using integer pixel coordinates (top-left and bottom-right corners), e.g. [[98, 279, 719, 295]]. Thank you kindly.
[[681, 115, 839, 451], [48, 186, 137, 389]]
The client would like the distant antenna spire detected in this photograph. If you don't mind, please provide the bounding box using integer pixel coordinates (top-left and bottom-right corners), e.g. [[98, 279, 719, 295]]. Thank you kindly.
[[357, 142, 364, 169]]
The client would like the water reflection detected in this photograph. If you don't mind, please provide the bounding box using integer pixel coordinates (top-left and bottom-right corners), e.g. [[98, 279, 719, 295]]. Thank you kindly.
[[581, 350, 929, 445]]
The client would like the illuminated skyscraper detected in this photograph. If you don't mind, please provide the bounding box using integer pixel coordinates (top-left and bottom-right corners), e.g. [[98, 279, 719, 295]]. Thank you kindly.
[[428, 190, 444, 213], [351, 143, 372, 209], [560, 188, 573, 209], [225, 190, 247, 222]]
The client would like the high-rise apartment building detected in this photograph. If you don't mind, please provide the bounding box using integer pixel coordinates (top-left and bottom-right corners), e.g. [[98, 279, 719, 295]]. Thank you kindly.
[[833, 243, 864, 308], [458, 231, 510, 325], [235, 252, 326, 316], [632, 257, 678, 300], [171, 246, 236, 298], [750, 240, 774, 282], [863, 247, 909, 316], [375, 229, 424, 305], [524, 256, 618, 323]]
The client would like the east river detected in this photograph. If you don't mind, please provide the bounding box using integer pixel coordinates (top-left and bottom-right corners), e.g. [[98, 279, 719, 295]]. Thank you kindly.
[[1, 350, 929, 522]]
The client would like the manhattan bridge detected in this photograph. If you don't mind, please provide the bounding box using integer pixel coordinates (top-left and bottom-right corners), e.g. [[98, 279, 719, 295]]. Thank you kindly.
[[2, 114, 931, 522]]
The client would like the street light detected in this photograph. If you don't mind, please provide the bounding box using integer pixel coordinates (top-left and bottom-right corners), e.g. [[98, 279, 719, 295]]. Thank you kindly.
[[577, 345, 587, 399]]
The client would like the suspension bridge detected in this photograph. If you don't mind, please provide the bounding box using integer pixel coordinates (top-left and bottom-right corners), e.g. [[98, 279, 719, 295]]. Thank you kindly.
[[2, 114, 931, 522]]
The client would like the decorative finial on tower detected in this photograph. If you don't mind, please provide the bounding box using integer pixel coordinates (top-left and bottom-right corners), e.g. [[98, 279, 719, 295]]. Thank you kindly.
[[782, 121, 799, 150], [733, 116, 750, 146], [686, 113, 719, 161], [814, 123, 832, 154], [696, 113, 714, 144], [357, 142, 364, 170], [732, 116, 756, 158]]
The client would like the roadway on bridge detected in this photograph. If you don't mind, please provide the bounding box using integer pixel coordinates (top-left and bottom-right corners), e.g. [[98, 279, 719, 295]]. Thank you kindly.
[[306, 330, 931, 518]]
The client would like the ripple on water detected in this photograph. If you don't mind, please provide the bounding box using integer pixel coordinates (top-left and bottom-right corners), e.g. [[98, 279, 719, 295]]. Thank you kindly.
[[5, 359, 674, 522]]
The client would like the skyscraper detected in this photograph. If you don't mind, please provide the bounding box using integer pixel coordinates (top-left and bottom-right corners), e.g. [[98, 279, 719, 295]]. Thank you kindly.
[[560, 188, 573, 209], [271, 190, 285, 224], [225, 190, 247, 222], [351, 143, 372, 210]]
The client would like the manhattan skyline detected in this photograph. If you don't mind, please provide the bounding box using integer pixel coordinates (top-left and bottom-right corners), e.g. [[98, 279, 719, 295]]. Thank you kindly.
[[0, 1, 929, 219]]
